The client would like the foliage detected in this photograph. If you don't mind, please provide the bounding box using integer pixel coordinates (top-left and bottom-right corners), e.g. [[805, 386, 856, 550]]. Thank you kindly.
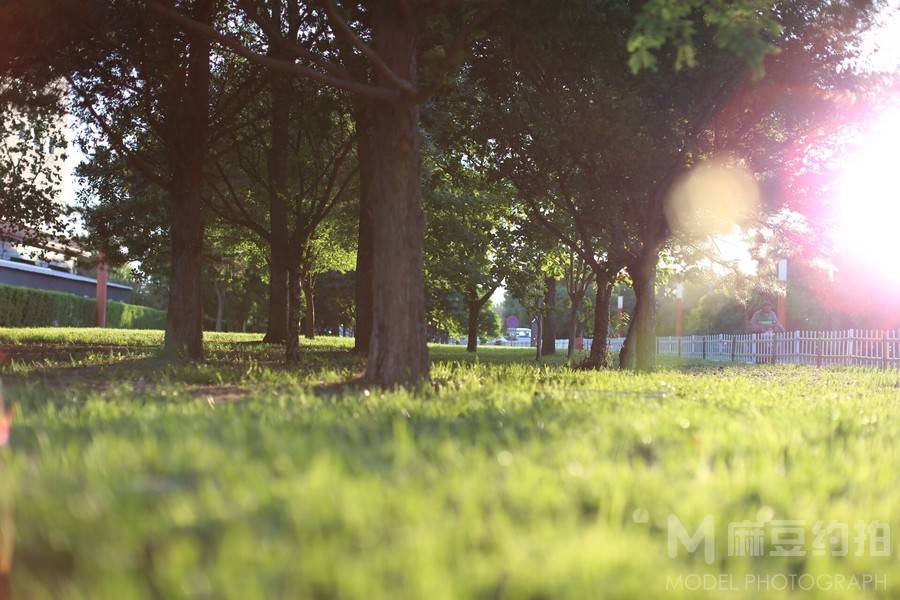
[[203, 225, 269, 332], [0, 82, 70, 240], [685, 292, 748, 335], [0, 284, 164, 328], [1, 331, 899, 597], [628, 0, 782, 74], [423, 147, 526, 311], [105, 299, 167, 329], [478, 305, 501, 339], [0, 284, 93, 327], [425, 289, 501, 340]]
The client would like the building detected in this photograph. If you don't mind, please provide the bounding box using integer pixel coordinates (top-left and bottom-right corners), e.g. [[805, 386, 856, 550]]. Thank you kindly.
[[0, 223, 131, 304]]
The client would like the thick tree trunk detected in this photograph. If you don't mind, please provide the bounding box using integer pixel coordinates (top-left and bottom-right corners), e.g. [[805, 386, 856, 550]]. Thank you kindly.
[[466, 300, 480, 353], [352, 99, 375, 354], [620, 245, 661, 371], [631, 250, 660, 372], [583, 279, 613, 368], [619, 315, 636, 369], [165, 183, 205, 359], [541, 276, 556, 355], [301, 276, 315, 339], [364, 7, 429, 387], [567, 292, 583, 363], [264, 242, 288, 343], [263, 71, 291, 344], [581, 278, 613, 369], [285, 262, 302, 365], [163, 1, 211, 360]]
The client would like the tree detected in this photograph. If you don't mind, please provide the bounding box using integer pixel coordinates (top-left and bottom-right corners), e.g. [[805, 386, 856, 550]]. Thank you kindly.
[[616, 0, 880, 370], [0, 83, 70, 246], [9, 0, 249, 360], [297, 220, 356, 339], [206, 68, 357, 364], [0, 2, 111, 247], [562, 250, 595, 363], [458, 0, 878, 372], [204, 224, 268, 332], [423, 153, 521, 353], [150, 0, 500, 386], [540, 276, 557, 356], [458, 1, 644, 368]]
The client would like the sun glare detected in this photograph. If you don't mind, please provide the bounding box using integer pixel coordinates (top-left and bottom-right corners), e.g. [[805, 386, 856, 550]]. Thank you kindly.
[[831, 109, 900, 285]]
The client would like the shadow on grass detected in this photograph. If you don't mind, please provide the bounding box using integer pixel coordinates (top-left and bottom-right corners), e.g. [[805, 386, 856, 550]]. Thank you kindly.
[[4, 337, 593, 400]]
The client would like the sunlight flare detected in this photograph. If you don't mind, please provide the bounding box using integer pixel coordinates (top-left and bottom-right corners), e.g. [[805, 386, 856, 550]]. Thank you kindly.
[[831, 109, 900, 284]]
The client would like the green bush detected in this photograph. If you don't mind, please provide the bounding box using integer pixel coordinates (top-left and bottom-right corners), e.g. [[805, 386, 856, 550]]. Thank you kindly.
[[0, 283, 165, 329], [106, 299, 167, 329]]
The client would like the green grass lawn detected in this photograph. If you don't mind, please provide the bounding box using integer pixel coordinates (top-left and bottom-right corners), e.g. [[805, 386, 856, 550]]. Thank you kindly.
[[1, 328, 899, 598]]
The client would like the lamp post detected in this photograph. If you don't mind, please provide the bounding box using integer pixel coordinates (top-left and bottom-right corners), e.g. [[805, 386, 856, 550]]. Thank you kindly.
[[777, 258, 788, 330], [616, 294, 624, 337], [675, 283, 684, 338]]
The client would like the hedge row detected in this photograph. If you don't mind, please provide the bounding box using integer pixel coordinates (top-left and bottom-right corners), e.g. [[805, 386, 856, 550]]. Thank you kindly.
[[0, 284, 166, 329], [106, 300, 167, 329]]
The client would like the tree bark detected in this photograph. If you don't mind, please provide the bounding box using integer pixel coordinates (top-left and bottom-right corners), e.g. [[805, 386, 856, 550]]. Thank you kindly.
[[165, 180, 205, 359], [263, 67, 291, 344], [567, 292, 583, 363], [163, 0, 211, 361], [301, 275, 315, 339], [352, 99, 375, 354], [541, 276, 556, 356], [263, 242, 288, 343], [581, 278, 613, 369], [466, 299, 481, 353], [364, 6, 429, 387], [630, 249, 660, 372], [285, 261, 302, 365], [619, 313, 636, 369]]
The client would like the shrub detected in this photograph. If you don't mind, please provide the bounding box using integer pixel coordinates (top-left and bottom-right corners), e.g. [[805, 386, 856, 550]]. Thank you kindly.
[[106, 300, 167, 329], [0, 284, 165, 329]]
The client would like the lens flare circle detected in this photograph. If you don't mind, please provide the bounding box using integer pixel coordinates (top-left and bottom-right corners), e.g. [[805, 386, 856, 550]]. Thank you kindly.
[[666, 159, 760, 238]]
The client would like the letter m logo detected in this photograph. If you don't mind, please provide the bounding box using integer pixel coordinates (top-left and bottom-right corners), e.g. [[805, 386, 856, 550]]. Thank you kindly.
[[668, 515, 715, 564]]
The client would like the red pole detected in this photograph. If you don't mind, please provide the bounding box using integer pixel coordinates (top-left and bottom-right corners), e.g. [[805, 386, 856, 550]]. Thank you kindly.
[[776, 295, 787, 332], [96, 252, 108, 327]]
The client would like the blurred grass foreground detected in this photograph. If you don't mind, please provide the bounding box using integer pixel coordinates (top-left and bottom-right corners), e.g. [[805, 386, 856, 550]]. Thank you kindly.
[[1, 328, 898, 599]]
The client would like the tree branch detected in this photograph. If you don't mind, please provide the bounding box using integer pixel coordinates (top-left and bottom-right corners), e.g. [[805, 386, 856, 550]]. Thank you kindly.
[[68, 78, 169, 190], [146, 0, 400, 101], [318, 0, 416, 95], [416, 1, 501, 103]]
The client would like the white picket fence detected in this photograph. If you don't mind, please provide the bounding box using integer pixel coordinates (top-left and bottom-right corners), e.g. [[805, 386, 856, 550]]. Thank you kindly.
[[496, 337, 626, 352], [551, 337, 626, 352], [657, 330, 900, 368]]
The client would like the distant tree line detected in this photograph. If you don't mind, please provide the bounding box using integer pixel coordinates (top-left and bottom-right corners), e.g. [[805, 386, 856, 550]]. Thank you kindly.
[[0, 0, 882, 385]]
